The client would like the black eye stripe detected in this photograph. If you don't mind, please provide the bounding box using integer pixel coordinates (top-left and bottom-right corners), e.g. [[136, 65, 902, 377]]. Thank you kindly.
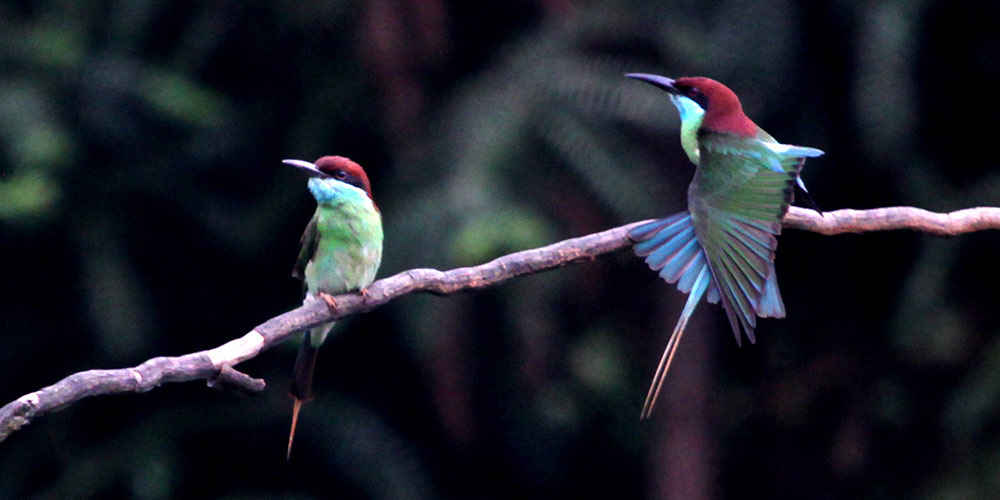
[[332, 171, 366, 191], [689, 89, 709, 110]]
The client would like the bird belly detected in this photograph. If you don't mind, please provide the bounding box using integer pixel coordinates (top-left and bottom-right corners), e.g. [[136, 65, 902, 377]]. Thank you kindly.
[[304, 246, 379, 296]]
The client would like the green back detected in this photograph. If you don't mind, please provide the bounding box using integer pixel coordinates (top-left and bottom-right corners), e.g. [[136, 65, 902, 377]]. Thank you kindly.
[[687, 130, 802, 339]]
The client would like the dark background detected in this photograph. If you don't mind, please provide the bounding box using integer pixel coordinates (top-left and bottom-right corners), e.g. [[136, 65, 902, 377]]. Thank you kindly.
[[2, 1, 1000, 498]]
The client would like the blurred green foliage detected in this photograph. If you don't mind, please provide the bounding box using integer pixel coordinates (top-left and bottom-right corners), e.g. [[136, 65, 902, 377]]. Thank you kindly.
[[2, 0, 1000, 499]]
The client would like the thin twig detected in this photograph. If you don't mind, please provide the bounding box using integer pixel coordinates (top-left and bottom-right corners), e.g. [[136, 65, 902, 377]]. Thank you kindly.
[[2, 205, 998, 442]]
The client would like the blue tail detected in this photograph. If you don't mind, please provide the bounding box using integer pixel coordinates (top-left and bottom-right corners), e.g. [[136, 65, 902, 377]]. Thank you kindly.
[[630, 214, 716, 418], [638, 258, 710, 419]]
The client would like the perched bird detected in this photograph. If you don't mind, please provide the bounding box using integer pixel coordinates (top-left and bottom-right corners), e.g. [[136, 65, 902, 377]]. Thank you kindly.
[[282, 156, 383, 458], [625, 74, 823, 419]]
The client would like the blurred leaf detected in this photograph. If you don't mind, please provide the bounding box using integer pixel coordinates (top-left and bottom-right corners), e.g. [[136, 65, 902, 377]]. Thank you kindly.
[[0, 171, 59, 220], [142, 70, 226, 127], [568, 327, 628, 394], [449, 207, 556, 265], [21, 23, 85, 70]]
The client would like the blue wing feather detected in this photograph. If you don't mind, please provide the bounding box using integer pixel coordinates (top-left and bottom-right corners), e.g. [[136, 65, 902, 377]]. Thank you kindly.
[[658, 237, 701, 282], [644, 225, 696, 270]]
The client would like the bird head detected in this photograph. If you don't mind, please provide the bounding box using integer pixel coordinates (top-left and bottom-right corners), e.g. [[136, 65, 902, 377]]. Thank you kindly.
[[283, 155, 375, 201], [626, 73, 757, 137], [283, 155, 378, 213]]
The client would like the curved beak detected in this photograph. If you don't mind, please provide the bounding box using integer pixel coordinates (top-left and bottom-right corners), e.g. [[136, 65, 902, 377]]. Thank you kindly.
[[625, 73, 679, 94], [283, 159, 327, 178]]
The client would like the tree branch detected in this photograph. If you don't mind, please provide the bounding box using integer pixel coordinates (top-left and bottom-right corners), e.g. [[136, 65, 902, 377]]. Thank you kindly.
[[783, 205, 1000, 236], [2, 205, 998, 442]]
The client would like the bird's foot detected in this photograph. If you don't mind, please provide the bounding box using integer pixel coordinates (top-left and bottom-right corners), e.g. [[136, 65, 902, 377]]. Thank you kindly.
[[318, 292, 338, 311], [358, 287, 369, 298]]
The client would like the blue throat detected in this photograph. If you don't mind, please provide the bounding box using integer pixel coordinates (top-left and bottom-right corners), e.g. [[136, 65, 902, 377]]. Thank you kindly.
[[669, 95, 705, 165], [308, 177, 369, 205]]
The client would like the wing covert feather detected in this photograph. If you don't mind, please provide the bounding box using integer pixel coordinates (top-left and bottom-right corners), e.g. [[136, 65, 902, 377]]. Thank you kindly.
[[292, 213, 320, 282], [688, 131, 818, 342]]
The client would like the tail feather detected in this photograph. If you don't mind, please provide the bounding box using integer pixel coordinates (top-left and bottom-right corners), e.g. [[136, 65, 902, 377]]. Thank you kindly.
[[288, 332, 321, 460], [640, 264, 710, 419], [287, 398, 305, 460], [631, 213, 715, 418]]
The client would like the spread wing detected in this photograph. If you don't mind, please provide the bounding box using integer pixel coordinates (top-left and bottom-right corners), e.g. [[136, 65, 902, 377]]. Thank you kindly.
[[292, 212, 319, 284], [688, 130, 822, 344]]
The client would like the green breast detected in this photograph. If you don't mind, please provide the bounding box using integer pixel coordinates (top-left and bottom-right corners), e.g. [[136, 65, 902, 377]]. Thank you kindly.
[[680, 118, 702, 165], [305, 197, 383, 296]]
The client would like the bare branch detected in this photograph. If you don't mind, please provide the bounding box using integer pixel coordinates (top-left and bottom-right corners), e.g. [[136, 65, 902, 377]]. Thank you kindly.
[[2, 205, 998, 443], [783, 205, 1000, 236]]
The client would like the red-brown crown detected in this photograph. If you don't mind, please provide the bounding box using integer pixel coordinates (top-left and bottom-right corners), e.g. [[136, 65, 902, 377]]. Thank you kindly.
[[313, 156, 377, 210], [674, 77, 759, 137]]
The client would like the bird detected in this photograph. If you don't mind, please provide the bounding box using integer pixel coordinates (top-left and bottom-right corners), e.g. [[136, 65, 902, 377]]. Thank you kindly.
[[282, 155, 383, 458], [625, 73, 823, 419]]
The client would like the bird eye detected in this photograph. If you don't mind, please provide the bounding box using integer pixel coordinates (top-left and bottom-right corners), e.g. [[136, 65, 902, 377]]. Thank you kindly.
[[334, 170, 348, 179], [686, 89, 709, 109]]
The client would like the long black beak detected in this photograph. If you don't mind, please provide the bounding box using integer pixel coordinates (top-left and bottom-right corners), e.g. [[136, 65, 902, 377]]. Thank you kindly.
[[625, 73, 679, 94], [283, 159, 328, 178]]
